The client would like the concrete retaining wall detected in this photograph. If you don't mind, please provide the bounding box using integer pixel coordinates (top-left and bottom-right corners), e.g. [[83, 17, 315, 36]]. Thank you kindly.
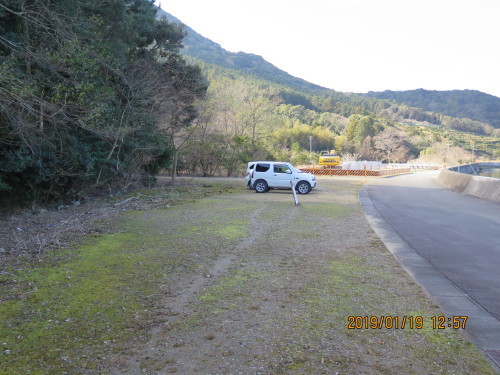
[[438, 165, 500, 203], [449, 164, 479, 174], [449, 162, 500, 175], [438, 169, 473, 192]]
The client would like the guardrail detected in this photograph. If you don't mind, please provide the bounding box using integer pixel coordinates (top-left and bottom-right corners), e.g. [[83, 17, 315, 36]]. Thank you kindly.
[[300, 168, 413, 177]]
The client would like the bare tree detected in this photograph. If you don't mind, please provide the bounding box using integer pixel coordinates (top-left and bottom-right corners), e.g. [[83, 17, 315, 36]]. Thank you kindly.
[[153, 63, 207, 179], [372, 128, 413, 162]]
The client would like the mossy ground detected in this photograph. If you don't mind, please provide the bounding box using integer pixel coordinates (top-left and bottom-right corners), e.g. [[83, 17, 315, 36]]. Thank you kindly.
[[0, 180, 242, 374], [0, 177, 496, 374]]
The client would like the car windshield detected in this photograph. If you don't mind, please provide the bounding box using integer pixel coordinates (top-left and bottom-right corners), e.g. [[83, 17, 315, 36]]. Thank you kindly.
[[288, 164, 302, 173]]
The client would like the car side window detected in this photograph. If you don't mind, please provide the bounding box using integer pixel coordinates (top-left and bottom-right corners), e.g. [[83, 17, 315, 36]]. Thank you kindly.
[[274, 164, 291, 174], [255, 163, 270, 172]]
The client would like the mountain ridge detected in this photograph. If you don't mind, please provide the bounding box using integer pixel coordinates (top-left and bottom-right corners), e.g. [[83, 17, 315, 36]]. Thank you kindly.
[[157, 8, 329, 93], [362, 89, 500, 129]]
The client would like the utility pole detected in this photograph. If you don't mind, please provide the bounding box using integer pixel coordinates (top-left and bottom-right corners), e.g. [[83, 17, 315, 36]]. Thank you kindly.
[[309, 136, 313, 166]]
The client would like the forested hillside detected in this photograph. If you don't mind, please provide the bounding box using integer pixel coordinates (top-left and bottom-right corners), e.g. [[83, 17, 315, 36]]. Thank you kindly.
[[160, 10, 499, 138], [0, 0, 206, 204], [171, 61, 499, 178], [363, 89, 500, 129], [153, 9, 498, 175]]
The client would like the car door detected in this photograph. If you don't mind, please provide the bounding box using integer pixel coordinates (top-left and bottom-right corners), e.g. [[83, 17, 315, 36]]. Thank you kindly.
[[251, 163, 271, 186], [272, 163, 294, 188]]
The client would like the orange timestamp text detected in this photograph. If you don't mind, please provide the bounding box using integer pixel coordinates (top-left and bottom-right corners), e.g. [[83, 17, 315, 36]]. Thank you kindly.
[[347, 315, 468, 329]]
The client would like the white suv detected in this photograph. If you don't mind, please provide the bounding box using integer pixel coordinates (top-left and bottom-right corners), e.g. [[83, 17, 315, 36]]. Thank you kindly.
[[247, 161, 316, 194]]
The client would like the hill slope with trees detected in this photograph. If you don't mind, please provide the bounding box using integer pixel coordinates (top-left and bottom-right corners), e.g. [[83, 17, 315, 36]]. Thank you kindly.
[[154, 10, 498, 174], [157, 9, 330, 94], [0, 0, 206, 204], [159, 9, 499, 138], [363, 89, 500, 129], [167, 61, 499, 178]]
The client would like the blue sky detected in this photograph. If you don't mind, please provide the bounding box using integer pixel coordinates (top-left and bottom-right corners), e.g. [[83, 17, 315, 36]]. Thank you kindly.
[[157, 0, 500, 98]]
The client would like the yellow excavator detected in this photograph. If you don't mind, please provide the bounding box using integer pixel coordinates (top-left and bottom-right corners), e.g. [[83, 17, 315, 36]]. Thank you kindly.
[[318, 150, 341, 168]]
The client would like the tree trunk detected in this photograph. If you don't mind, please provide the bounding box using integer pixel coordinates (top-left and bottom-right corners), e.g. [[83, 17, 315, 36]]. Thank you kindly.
[[171, 149, 179, 180]]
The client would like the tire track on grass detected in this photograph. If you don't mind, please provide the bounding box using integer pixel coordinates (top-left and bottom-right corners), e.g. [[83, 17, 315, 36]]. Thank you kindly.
[[113, 201, 275, 374]]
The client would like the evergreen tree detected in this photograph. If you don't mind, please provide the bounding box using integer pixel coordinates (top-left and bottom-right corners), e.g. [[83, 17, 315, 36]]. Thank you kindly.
[[0, 0, 206, 202]]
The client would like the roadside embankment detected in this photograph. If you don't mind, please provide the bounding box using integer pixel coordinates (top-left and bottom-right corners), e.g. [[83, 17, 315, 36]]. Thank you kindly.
[[438, 163, 500, 202]]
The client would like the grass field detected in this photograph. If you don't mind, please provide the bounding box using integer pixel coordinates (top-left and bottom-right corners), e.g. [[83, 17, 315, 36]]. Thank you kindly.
[[0, 177, 496, 374]]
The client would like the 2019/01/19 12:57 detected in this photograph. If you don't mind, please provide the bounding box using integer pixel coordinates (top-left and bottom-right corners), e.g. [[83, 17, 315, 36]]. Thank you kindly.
[[347, 316, 468, 329]]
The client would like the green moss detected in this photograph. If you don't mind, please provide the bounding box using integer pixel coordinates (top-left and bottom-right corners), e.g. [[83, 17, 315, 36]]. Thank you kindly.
[[300, 202, 353, 218], [0, 231, 160, 373], [215, 220, 248, 240], [0, 187, 255, 374], [197, 270, 265, 305]]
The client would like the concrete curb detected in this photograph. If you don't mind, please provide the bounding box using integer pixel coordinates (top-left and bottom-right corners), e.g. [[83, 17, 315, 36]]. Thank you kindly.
[[359, 185, 500, 372]]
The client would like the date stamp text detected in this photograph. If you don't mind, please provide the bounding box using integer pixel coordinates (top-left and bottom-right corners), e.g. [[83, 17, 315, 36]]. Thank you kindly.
[[347, 315, 468, 329]]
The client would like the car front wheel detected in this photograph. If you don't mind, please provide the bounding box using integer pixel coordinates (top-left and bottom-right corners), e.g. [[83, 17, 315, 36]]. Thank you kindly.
[[254, 179, 268, 193], [296, 181, 311, 194]]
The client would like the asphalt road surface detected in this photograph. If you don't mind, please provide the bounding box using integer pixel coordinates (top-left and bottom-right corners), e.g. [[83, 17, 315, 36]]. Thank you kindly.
[[364, 171, 500, 321]]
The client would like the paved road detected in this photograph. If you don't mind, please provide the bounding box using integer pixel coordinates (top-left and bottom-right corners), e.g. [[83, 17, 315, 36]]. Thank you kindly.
[[360, 170, 500, 367]]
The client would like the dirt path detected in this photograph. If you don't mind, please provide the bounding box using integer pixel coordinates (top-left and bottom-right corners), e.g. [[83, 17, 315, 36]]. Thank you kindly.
[[107, 177, 495, 374]]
